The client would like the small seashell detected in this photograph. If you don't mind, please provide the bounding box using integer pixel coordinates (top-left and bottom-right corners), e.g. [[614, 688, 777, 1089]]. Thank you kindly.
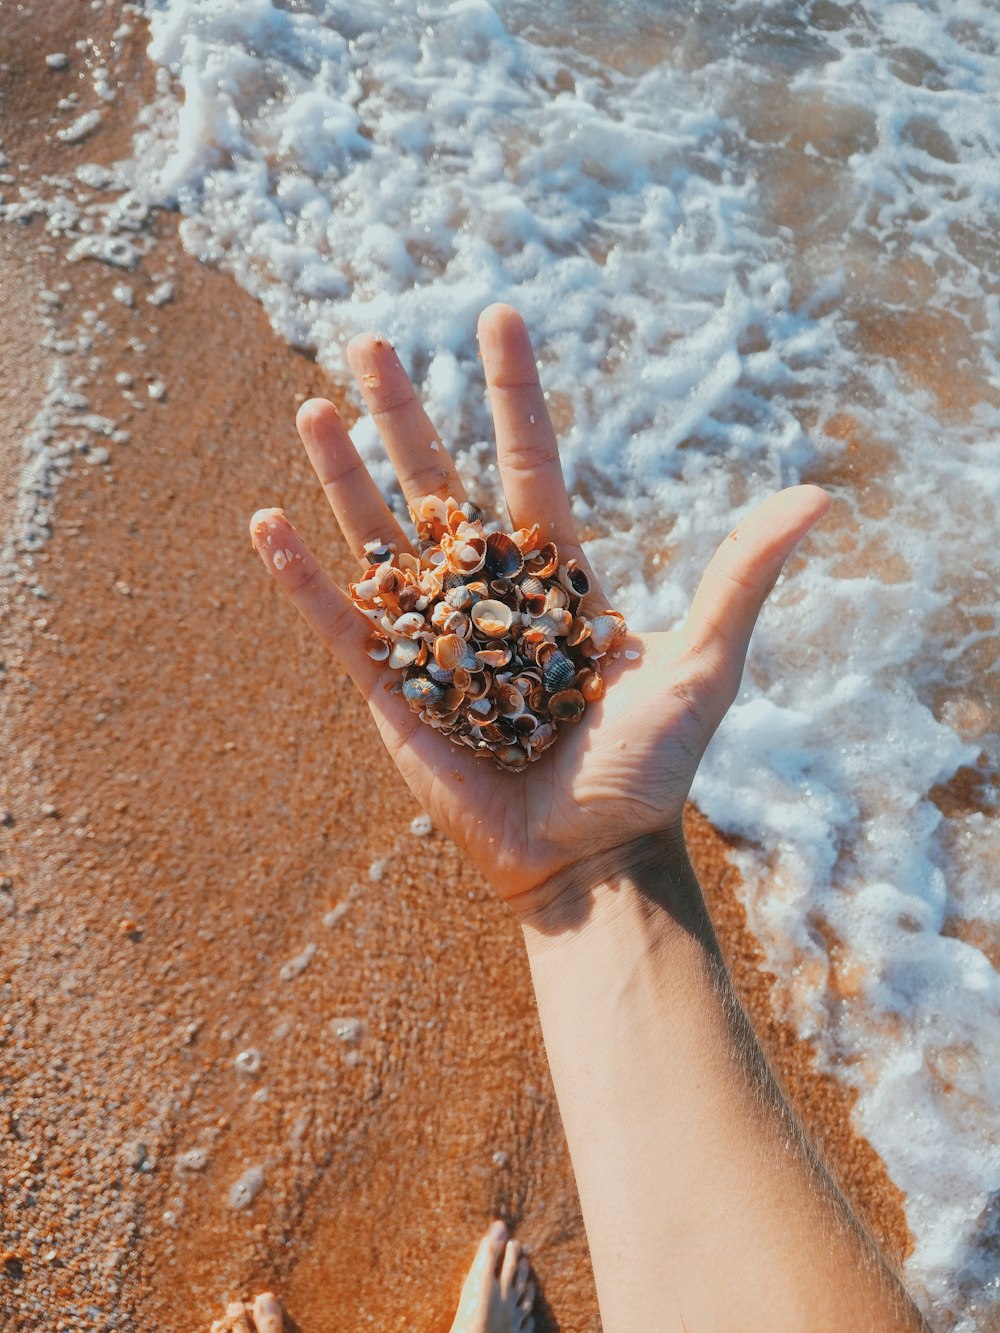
[[397, 586, 420, 613], [374, 562, 402, 594], [426, 663, 454, 684], [527, 542, 559, 579], [495, 743, 528, 770], [512, 712, 538, 735], [366, 634, 391, 662], [444, 582, 473, 610], [468, 697, 498, 723], [461, 501, 484, 523], [494, 682, 526, 718], [442, 533, 487, 575], [543, 585, 570, 611], [526, 722, 557, 753], [363, 540, 395, 564], [444, 611, 472, 639], [392, 611, 426, 639], [520, 591, 547, 617], [476, 645, 512, 669], [589, 613, 627, 656], [419, 494, 449, 527], [567, 615, 592, 647], [510, 523, 541, 552], [558, 560, 591, 598], [485, 532, 525, 579], [464, 671, 491, 701], [543, 650, 576, 694], [520, 574, 545, 597], [578, 669, 606, 703], [548, 688, 586, 721], [398, 552, 421, 576], [434, 634, 467, 671], [402, 676, 444, 706], [352, 577, 380, 602], [471, 599, 514, 639], [388, 638, 422, 670]]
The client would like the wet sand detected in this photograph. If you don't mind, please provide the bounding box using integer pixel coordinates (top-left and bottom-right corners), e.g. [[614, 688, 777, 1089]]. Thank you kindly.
[[1, 4, 910, 1330]]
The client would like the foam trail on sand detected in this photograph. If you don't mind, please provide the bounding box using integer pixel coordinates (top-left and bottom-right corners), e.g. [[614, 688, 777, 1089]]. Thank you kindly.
[[122, 1, 1000, 1323]]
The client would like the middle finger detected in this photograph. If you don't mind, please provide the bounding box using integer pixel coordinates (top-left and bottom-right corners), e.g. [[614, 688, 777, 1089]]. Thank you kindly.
[[347, 334, 468, 508]]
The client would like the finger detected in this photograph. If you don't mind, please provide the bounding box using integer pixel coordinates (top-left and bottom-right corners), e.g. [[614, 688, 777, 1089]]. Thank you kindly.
[[478, 304, 604, 600], [296, 398, 412, 563], [499, 1238, 521, 1299], [249, 507, 385, 694], [683, 485, 830, 681], [251, 1292, 285, 1333], [346, 333, 467, 507]]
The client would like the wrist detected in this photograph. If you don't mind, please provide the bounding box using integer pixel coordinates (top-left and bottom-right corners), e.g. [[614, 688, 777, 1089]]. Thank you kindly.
[[513, 828, 718, 959]]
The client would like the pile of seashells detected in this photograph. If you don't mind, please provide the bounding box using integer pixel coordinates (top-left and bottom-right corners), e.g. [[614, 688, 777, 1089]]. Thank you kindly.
[[352, 494, 627, 771]]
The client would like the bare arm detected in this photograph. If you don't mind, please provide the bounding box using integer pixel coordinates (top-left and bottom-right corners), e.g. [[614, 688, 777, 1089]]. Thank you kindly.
[[249, 303, 930, 1332], [521, 838, 927, 1332]]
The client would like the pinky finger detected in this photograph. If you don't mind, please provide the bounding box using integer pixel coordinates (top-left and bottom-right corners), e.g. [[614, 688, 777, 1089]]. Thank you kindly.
[[250, 507, 383, 694]]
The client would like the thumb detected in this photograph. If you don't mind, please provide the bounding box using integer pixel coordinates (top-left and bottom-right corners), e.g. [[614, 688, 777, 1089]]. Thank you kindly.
[[682, 484, 830, 688]]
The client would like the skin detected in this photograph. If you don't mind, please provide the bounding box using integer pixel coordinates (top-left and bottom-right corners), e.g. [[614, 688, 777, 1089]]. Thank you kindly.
[[249, 303, 932, 1332]]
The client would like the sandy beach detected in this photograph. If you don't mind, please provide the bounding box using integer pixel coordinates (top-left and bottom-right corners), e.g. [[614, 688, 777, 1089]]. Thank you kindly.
[[0, 3, 926, 1329]]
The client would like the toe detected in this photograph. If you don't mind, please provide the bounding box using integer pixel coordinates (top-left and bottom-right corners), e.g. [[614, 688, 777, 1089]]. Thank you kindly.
[[520, 1278, 535, 1313], [499, 1239, 521, 1299], [513, 1255, 530, 1301], [224, 1302, 254, 1333], [252, 1292, 284, 1333]]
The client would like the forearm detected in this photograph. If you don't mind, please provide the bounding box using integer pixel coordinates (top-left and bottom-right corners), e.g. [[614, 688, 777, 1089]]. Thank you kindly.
[[519, 834, 929, 1333]]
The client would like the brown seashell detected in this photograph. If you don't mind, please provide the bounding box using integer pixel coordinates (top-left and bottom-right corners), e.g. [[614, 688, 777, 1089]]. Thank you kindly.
[[485, 531, 525, 579], [495, 743, 528, 771], [589, 613, 627, 656], [526, 722, 557, 753], [578, 669, 606, 703], [521, 591, 547, 617], [511, 712, 538, 735], [434, 634, 467, 670], [397, 586, 420, 613], [463, 670, 491, 701], [494, 681, 526, 718], [543, 585, 570, 611], [510, 523, 541, 552], [465, 580, 490, 600], [366, 634, 391, 662], [526, 684, 547, 713], [548, 688, 585, 721], [476, 645, 512, 669], [567, 615, 592, 647], [526, 542, 559, 579], [471, 598, 514, 639]]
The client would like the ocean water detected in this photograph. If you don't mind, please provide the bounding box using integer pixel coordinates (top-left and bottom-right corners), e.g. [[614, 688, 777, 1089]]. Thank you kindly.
[[124, 1, 1000, 1325]]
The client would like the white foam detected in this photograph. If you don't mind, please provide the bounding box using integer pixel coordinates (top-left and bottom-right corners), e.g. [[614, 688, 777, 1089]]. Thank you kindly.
[[126, 1, 1000, 1322]]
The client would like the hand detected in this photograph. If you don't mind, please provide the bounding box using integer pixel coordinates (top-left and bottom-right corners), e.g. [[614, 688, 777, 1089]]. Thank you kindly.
[[249, 304, 828, 913]]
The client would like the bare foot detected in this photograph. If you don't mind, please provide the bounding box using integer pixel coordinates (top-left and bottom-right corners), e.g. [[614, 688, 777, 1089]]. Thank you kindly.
[[209, 1291, 285, 1333], [450, 1220, 536, 1333]]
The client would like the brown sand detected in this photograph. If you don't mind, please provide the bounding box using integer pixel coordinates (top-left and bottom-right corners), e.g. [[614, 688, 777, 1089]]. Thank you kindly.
[[1, 4, 911, 1330]]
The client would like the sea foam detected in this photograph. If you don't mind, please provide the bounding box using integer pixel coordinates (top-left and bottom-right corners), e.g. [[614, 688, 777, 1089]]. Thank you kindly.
[[127, 1, 1000, 1322]]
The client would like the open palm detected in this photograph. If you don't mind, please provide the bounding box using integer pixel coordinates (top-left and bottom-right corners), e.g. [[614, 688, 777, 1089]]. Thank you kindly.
[[250, 305, 828, 910]]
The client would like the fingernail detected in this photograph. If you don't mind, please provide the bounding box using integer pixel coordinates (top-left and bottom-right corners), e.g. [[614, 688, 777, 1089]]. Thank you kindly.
[[250, 507, 284, 550]]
